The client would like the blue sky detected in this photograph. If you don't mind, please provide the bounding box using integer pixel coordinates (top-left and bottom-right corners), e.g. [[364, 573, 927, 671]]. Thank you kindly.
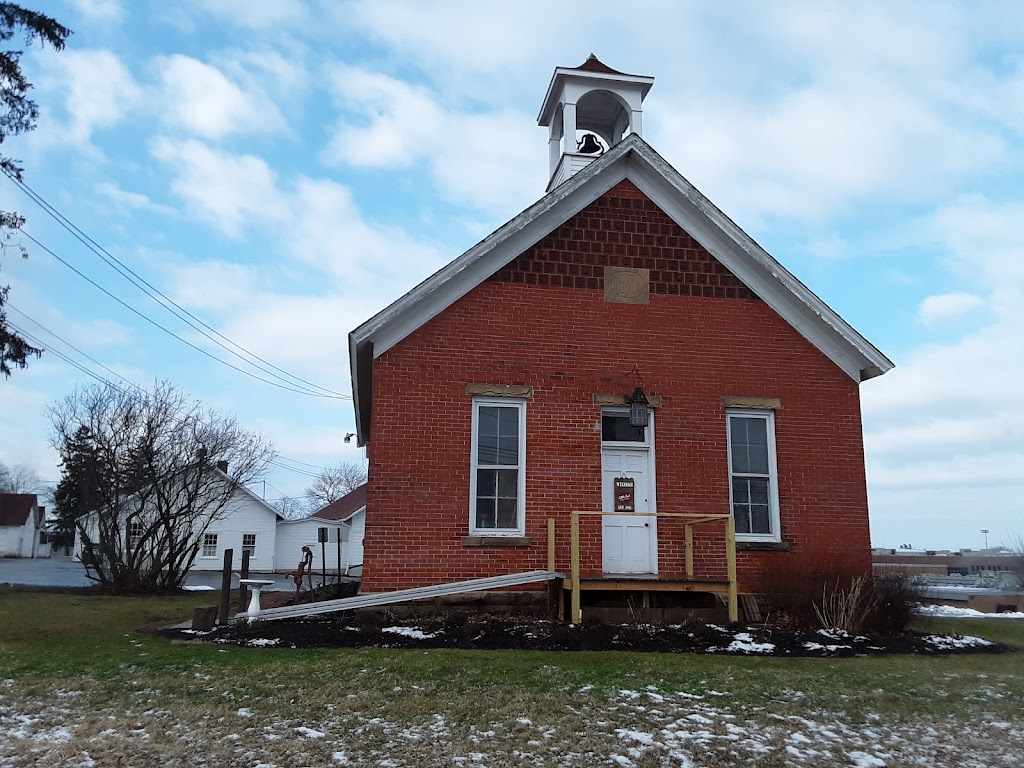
[[1, 0, 1021, 549]]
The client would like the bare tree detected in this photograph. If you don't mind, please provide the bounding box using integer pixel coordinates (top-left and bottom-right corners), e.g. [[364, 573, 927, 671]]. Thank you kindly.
[[0, 460, 45, 494], [272, 495, 308, 520], [304, 460, 366, 510], [49, 381, 275, 593]]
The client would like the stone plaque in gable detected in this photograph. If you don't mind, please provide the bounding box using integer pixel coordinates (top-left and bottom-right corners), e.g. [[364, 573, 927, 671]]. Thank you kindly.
[[604, 266, 650, 304]]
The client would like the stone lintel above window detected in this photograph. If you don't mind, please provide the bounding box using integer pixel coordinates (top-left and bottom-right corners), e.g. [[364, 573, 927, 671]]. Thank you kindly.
[[461, 535, 533, 547], [720, 396, 782, 410], [593, 393, 663, 408], [466, 383, 533, 399]]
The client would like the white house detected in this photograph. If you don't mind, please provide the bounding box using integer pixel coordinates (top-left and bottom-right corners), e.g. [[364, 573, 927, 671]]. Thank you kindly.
[[274, 484, 366, 576], [73, 470, 284, 572], [0, 494, 44, 558], [190, 481, 283, 571]]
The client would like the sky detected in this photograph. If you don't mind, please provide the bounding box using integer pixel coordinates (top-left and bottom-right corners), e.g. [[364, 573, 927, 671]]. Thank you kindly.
[[0, 0, 1021, 550]]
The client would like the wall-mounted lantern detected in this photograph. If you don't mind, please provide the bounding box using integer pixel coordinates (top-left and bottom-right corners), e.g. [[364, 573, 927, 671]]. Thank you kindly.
[[629, 385, 650, 428], [627, 366, 650, 428]]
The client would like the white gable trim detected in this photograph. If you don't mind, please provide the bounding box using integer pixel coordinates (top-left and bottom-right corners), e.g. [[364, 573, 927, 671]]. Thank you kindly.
[[349, 135, 892, 444]]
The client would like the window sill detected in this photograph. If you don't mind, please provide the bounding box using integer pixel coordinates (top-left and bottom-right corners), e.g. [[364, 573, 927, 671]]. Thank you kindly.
[[462, 536, 533, 548], [735, 541, 791, 552]]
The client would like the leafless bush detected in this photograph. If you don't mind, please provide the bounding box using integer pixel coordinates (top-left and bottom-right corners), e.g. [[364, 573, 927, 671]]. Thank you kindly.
[[814, 576, 877, 634]]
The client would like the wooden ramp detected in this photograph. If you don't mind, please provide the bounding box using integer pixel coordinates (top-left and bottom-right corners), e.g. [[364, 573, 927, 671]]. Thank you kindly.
[[236, 570, 564, 623]]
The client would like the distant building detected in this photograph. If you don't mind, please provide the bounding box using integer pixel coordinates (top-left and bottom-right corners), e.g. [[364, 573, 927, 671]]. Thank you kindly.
[[0, 494, 46, 558]]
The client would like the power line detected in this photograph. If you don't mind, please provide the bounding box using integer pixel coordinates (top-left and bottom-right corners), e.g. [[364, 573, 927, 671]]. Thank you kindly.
[[16, 228, 350, 399], [9, 308, 341, 477], [5, 171, 351, 399], [7, 304, 141, 392]]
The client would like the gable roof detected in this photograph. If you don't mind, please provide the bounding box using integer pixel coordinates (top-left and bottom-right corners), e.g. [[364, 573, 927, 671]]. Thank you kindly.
[[0, 494, 38, 527], [349, 134, 894, 445], [312, 484, 367, 521]]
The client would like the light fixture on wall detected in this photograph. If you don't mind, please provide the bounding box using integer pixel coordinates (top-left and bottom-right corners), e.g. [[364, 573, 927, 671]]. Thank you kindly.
[[627, 366, 650, 429]]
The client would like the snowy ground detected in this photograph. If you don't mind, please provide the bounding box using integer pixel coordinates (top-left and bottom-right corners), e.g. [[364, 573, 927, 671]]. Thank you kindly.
[[3, 669, 1022, 767], [917, 604, 1024, 620]]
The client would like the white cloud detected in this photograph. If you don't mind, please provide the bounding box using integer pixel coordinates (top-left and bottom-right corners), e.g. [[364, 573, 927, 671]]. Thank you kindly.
[[155, 54, 286, 139], [69, 0, 123, 22], [917, 292, 985, 325], [185, 0, 311, 29], [323, 66, 540, 214], [39, 48, 142, 145], [95, 182, 177, 216], [150, 138, 286, 236]]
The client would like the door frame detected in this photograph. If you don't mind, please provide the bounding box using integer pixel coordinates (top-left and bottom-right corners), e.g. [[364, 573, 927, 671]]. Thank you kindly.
[[600, 407, 658, 575]]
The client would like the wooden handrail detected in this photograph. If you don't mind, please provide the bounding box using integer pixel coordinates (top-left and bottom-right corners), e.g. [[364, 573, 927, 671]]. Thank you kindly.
[[567, 510, 738, 625]]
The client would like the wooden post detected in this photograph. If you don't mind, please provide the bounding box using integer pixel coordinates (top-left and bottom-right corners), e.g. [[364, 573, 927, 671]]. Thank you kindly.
[[238, 550, 251, 613], [547, 518, 555, 572], [684, 524, 694, 578], [570, 512, 581, 625], [218, 548, 233, 625], [725, 517, 738, 623], [336, 532, 342, 585]]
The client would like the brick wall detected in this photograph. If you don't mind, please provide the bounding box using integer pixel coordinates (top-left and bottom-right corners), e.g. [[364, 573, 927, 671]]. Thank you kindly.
[[362, 181, 871, 593]]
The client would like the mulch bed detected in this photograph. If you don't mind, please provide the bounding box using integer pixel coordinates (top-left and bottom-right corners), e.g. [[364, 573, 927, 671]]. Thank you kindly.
[[156, 612, 1016, 657]]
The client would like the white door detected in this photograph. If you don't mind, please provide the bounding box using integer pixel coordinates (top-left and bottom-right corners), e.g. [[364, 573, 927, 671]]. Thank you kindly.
[[601, 447, 656, 574]]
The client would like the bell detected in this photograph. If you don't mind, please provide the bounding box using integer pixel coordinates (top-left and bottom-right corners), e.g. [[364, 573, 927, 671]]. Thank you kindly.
[[577, 133, 604, 155]]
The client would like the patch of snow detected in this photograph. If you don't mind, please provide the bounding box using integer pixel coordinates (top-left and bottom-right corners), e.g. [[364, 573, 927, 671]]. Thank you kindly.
[[847, 751, 886, 767], [924, 634, 993, 649], [723, 638, 776, 654], [332, 752, 350, 764], [236, 708, 253, 717], [382, 626, 436, 640], [246, 638, 281, 647], [295, 726, 325, 738], [805, 642, 852, 652], [918, 605, 1024, 619], [615, 728, 656, 745], [182, 585, 216, 591]]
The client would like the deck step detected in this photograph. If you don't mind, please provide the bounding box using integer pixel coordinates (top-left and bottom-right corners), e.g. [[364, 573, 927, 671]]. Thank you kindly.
[[236, 570, 564, 623]]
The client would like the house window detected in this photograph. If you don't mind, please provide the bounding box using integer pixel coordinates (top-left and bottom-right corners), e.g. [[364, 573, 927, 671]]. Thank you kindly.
[[202, 533, 218, 558], [127, 521, 143, 550], [242, 533, 256, 558], [726, 409, 780, 541], [470, 398, 526, 534]]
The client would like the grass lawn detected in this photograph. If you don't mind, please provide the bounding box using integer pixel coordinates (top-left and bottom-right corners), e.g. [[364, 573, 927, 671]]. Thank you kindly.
[[1, 590, 1022, 767]]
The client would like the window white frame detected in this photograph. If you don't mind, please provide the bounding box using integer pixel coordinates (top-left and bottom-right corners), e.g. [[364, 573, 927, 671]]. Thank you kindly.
[[127, 520, 144, 551], [201, 532, 218, 558], [726, 408, 781, 542], [469, 397, 527, 535], [242, 533, 257, 558]]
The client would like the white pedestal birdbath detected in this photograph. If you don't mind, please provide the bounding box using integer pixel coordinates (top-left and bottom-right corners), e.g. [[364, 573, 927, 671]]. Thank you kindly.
[[238, 578, 275, 622]]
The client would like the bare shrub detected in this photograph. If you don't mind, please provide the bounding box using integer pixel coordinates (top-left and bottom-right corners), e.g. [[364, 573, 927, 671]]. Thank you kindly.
[[759, 557, 862, 630], [814, 576, 877, 634], [863, 573, 923, 636]]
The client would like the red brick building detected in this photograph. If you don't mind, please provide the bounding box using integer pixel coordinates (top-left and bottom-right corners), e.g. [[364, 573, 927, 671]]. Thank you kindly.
[[348, 57, 893, 600]]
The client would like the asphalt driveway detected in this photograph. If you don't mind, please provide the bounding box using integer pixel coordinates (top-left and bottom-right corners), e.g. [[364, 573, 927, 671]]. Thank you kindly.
[[0, 553, 280, 590]]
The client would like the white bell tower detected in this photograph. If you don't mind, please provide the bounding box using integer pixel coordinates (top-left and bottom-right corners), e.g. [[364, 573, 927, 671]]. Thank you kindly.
[[537, 55, 654, 191]]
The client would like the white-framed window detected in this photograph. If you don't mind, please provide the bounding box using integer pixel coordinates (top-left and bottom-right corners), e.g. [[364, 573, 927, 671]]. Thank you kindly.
[[127, 520, 144, 550], [202, 532, 218, 558], [469, 398, 526, 535], [726, 409, 781, 541], [242, 533, 257, 558]]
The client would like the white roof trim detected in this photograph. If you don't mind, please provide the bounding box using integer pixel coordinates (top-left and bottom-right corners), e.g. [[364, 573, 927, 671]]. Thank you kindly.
[[349, 135, 892, 444]]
